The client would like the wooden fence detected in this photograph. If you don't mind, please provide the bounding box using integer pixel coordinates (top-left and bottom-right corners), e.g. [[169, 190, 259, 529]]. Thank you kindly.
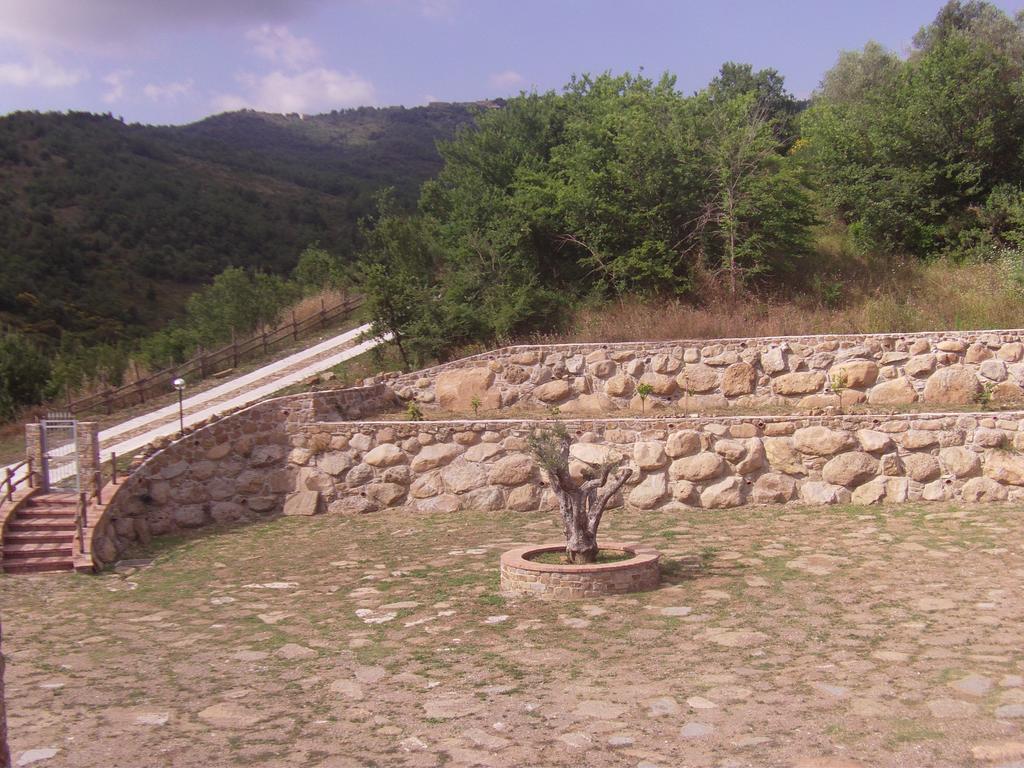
[[65, 295, 365, 416]]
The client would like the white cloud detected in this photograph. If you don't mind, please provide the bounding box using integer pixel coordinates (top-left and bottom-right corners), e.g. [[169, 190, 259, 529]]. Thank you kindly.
[[246, 24, 318, 70], [0, 0, 319, 51], [216, 68, 374, 114], [0, 56, 86, 88], [102, 69, 131, 103], [489, 70, 524, 90], [143, 79, 195, 102]]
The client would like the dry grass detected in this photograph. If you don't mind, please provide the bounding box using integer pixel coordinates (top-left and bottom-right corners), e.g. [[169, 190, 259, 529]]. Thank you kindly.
[[534, 224, 1024, 344]]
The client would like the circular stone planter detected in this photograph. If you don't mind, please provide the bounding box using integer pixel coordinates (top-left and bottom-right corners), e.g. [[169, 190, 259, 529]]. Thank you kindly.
[[500, 542, 660, 599]]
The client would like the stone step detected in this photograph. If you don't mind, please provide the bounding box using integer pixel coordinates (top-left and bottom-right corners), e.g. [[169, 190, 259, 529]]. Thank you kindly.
[[3, 542, 74, 558], [24, 502, 79, 509], [5, 532, 75, 545], [17, 509, 78, 519], [2, 557, 74, 574], [7, 519, 77, 532]]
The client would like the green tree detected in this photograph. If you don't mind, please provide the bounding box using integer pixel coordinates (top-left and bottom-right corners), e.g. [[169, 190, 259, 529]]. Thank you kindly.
[[353, 199, 448, 368], [803, 1, 1024, 255], [0, 331, 51, 419], [185, 267, 297, 345], [291, 243, 347, 293], [695, 92, 815, 292], [708, 62, 803, 146]]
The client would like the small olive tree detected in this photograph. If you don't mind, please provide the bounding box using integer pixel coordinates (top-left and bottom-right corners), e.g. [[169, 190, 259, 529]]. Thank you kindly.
[[529, 425, 633, 564]]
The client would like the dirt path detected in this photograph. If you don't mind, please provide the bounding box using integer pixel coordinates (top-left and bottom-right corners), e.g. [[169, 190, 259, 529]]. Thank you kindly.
[[2, 501, 1022, 767]]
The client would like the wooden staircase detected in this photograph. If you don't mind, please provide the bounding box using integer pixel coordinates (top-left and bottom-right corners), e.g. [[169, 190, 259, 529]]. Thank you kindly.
[[2, 493, 80, 574]]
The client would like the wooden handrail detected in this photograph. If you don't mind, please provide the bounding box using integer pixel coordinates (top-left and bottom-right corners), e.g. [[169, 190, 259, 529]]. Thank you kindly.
[[61, 295, 363, 415], [77, 491, 87, 555], [3, 459, 31, 503]]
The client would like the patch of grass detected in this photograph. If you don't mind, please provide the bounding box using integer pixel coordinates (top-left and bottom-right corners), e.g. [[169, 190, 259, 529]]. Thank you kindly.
[[886, 719, 945, 747]]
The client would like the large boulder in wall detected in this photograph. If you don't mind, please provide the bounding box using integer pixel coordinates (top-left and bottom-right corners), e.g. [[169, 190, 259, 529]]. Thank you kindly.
[[922, 365, 981, 405], [435, 368, 500, 411]]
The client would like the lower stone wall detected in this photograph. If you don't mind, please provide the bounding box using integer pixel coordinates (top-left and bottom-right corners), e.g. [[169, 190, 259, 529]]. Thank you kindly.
[[95, 385, 391, 566], [292, 412, 1024, 516], [99, 380, 1024, 568]]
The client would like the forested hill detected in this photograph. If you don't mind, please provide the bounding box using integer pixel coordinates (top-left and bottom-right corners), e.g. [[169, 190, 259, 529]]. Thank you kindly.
[[0, 102, 483, 342]]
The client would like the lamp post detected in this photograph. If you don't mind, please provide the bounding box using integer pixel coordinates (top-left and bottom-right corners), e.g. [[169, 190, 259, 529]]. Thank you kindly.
[[173, 378, 186, 436]]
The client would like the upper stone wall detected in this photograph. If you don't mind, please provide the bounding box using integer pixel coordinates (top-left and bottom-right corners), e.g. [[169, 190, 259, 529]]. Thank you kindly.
[[388, 330, 1024, 415]]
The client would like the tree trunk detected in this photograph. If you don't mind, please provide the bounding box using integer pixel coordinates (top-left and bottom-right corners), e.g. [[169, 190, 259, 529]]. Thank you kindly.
[[539, 437, 632, 564], [565, 516, 598, 563]]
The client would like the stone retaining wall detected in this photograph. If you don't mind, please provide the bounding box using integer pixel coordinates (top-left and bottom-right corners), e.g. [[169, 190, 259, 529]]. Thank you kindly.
[[290, 412, 1024, 517], [386, 330, 1024, 416], [96, 343, 1024, 570], [94, 385, 391, 566]]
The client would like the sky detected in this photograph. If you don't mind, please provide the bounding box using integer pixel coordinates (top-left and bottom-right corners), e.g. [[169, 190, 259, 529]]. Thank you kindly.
[[1, 0, 1023, 126]]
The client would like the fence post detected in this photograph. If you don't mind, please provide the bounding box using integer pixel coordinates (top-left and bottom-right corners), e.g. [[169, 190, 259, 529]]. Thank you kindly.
[[199, 349, 208, 379], [262, 328, 268, 355], [292, 310, 298, 341], [104, 389, 113, 415], [111, 452, 118, 485], [132, 360, 144, 405], [77, 492, 87, 552], [320, 297, 326, 325], [27, 457, 33, 489], [4, 468, 11, 502], [232, 330, 239, 368]]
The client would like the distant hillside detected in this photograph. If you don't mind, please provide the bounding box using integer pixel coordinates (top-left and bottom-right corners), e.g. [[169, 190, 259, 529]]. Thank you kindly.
[[0, 103, 484, 344]]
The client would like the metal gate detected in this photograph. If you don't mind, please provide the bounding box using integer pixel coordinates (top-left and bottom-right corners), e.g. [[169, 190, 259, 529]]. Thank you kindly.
[[40, 414, 79, 493]]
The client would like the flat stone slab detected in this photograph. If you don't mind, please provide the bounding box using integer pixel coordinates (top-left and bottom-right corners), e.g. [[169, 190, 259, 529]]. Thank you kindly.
[[950, 674, 993, 697], [16, 749, 59, 766], [680, 722, 714, 739], [197, 703, 262, 728], [283, 490, 321, 516]]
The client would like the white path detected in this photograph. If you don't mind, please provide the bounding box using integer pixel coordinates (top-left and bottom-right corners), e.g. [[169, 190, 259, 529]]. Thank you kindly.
[[4, 323, 387, 489]]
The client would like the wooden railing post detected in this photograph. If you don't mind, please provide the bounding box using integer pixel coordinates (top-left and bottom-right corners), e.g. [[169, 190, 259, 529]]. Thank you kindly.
[[292, 310, 298, 341], [26, 458, 33, 489], [111, 452, 118, 485], [77, 492, 87, 553], [3, 468, 11, 502]]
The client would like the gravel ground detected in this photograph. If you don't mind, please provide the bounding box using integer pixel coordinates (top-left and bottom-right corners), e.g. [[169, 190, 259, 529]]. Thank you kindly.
[[2, 501, 1023, 767]]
